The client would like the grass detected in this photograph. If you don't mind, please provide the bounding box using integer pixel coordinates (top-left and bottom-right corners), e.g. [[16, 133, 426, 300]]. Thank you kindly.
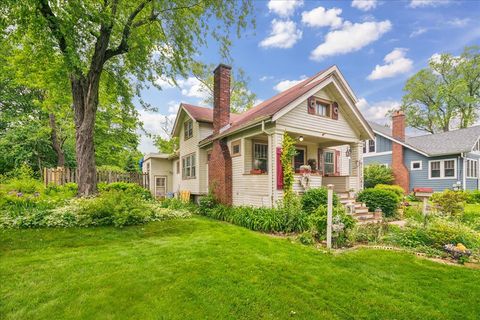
[[1, 216, 480, 319]]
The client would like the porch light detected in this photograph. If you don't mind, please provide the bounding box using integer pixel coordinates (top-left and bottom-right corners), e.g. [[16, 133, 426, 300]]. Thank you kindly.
[[346, 147, 351, 157], [298, 135, 304, 142]]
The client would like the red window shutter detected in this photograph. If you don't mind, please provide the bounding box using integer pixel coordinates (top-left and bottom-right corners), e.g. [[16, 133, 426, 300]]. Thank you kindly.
[[317, 148, 323, 175], [332, 102, 339, 120], [307, 96, 315, 114], [335, 150, 340, 176], [276, 147, 283, 190]]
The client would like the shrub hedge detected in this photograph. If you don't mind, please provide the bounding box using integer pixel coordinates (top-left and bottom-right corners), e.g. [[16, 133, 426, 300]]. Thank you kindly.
[[357, 188, 400, 217], [301, 187, 339, 214], [374, 184, 405, 200], [363, 163, 394, 188]]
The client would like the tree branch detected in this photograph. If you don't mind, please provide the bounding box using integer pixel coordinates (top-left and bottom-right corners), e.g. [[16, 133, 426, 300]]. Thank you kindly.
[[37, 0, 68, 55]]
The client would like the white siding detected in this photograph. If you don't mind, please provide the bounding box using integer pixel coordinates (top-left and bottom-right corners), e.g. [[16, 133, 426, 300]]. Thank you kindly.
[[142, 158, 173, 195], [276, 89, 357, 139]]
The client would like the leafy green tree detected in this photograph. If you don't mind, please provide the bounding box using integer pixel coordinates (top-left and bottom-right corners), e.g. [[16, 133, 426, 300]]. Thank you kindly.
[[363, 164, 394, 189], [4, 0, 253, 196], [191, 62, 257, 113], [155, 136, 179, 155], [124, 154, 140, 173], [400, 46, 480, 133]]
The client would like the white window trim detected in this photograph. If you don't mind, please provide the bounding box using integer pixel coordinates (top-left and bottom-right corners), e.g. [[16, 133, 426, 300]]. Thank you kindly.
[[362, 151, 392, 158], [363, 139, 376, 154], [428, 158, 457, 179], [466, 158, 478, 179], [410, 160, 422, 171]]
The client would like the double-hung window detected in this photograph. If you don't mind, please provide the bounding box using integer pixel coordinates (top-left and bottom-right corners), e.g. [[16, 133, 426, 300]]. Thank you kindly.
[[315, 100, 330, 117], [466, 159, 478, 178], [182, 153, 196, 179], [184, 120, 193, 140], [363, 139, 376, 154], [429, 159, 456, 179], [324, 151, 335, 175], [253, 142, 268, 173]]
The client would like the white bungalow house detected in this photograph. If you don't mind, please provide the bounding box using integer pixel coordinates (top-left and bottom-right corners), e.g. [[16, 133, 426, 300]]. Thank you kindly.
[[142, 64, 374, 207]]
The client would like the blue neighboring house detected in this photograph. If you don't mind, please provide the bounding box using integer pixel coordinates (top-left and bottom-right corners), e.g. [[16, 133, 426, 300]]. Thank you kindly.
[[363, 112, 480, 193]]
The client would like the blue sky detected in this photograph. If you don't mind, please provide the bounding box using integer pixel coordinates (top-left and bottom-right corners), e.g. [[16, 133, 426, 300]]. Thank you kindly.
[[137, 0, 480, 154]]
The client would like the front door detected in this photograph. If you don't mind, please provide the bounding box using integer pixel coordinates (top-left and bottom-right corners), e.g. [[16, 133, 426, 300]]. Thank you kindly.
[[155, 176, 167, 199]]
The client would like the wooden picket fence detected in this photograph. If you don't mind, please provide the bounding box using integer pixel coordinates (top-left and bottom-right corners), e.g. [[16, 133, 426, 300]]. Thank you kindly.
[[43, 167, 149, 189]]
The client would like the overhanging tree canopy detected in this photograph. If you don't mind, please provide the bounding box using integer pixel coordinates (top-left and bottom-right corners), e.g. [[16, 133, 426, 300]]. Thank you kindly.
[[3, 0, 253, 195]]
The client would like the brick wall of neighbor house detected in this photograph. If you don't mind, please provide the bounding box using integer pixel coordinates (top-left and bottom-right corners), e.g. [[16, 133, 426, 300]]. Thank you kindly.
[[209, 64, 233, 204], [391, 110, 410, 193]]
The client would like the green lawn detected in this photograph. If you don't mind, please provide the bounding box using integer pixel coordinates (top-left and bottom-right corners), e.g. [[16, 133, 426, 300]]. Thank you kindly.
[[1, 217, 479, 319]]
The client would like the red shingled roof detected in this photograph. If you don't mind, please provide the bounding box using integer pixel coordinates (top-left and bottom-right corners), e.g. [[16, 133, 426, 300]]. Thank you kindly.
[[182, 103, 241, 123], [179, 67, 333, 144]]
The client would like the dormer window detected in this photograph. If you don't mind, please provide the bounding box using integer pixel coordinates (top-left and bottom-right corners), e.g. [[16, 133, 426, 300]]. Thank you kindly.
[[363, 139, 376, 154], [315, 100, 330, 117], [184, 119, 193, 140]]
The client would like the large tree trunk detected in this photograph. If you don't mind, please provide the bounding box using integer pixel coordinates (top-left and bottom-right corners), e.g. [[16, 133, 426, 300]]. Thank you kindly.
[[48, 113, 65, 167], [71, 75, 98, 197]]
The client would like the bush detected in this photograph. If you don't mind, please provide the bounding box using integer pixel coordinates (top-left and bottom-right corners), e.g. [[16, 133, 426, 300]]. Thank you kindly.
[[161, 197, 194, 210], [466, 190, 480, 204], [0, 189, 191, 229], [308, 205, 355, 243], [431, 190, 467, 216], [348, 222, 389, 244], [357, 188, 400, 217], [298, 231, 315, 245], [374, 184, 404, 200], [363, 164, 394, 188], [386, 218, 480, 250], [404, 205, 423, 222], [199, 200, 308, 234], [301, 187, 339, 214], [198, 194, 217, 215], [3, 178, 44, 194], [98, 182, 152, 200]]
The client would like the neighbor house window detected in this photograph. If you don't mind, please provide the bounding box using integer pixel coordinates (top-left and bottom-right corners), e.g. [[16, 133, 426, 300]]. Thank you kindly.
[[182, 153, 196, 179], [315, 100, 330, 117], [184, 120, 193, 140], [293, 147, 306, 171], [324, 150, 335, 175], [253, 142, 268, 173], [467, 159, 478, 178], [231, 140, 241, 157], [429, 159, 456, 179], [411, 161, 422, 171], [363, 139, 376, 153]]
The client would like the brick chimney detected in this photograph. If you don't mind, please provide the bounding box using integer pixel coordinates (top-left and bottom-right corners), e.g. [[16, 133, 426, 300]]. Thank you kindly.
[[209, 64, 232, 205], [391, 110, 409, 193], [213, 64, 231, 134], [392, 110, 406, 141]]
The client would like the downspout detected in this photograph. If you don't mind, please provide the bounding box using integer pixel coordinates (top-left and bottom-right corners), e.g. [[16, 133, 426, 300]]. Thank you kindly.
[[461, 153, 466, 191]]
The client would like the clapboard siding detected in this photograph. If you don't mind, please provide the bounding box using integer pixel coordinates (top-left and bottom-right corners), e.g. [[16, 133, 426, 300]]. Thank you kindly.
[[276, 90, 357, 138], [177, 112, 201, 194], [405, 148, 461, 192], [363, 153, 392, 166], [232, 154, 270, 206], [376, 135, 392, 152], [293, 175, 322, 193], [172, 159, 181, 193]]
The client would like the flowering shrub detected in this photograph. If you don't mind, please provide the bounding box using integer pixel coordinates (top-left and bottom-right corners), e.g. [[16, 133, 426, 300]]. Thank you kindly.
[[431, 190, 467, 216]]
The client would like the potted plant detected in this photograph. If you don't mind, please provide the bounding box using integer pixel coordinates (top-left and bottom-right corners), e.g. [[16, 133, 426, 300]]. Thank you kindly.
[[250, 168, 263, 174], [299, 164, 311, 174], [307, 159, 317, 172]]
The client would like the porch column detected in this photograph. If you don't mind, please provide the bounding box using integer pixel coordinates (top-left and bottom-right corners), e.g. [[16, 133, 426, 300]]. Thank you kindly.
[[349, 142, 362, 191]]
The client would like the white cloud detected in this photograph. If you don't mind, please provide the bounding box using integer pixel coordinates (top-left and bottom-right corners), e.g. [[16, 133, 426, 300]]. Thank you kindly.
[[351, 0, 378, 11], [367, 48, 413, 80], [273, 75, 307, 92], [138, 110, 177, 153], [301, 6, 343, 29], [154, 76, 175, 89], [268, 0, 304, 17], [259, 19, 302, 49], [310, 20, 392, 61], [176, 77, 209, 99], [410, 27, 427, 38], [447, 18, 470, 27], [259, 75, 274, 82], [357, 98, 400, 123], [429, 53, 442, 64], [167, 100, 180, 114], [409, 0, 450, 8]]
